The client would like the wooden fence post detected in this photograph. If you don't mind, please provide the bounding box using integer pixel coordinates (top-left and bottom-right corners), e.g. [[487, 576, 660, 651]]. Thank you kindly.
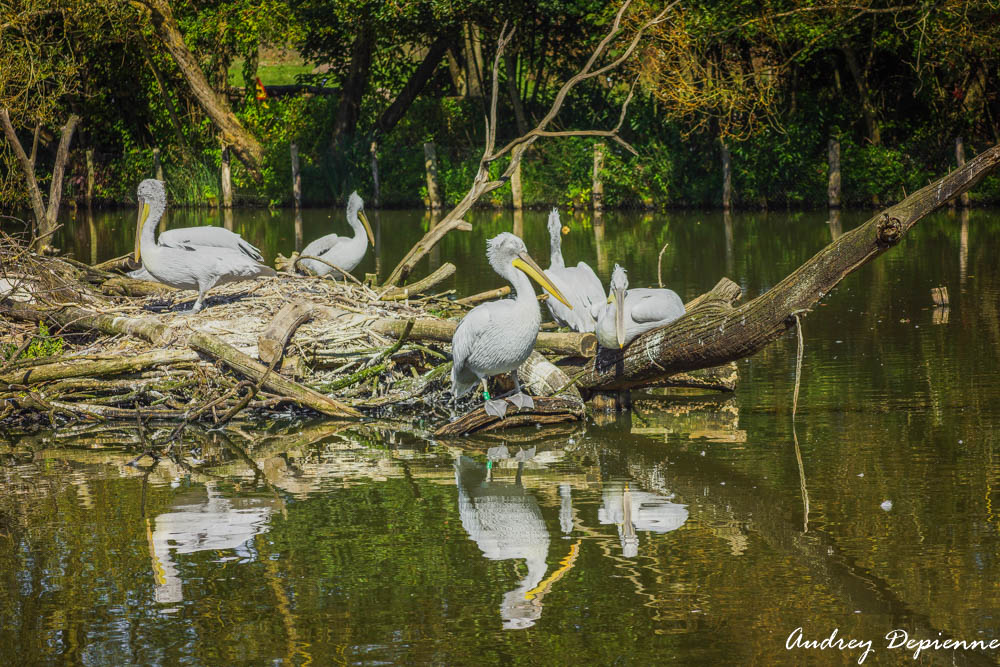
[[85, 148, 94, 209], [956, 136, 970, 207], [424, 142, 442, 210], [152, 147, 164, 181], [592, 143, 604, 212], [721, 141, 732, 211], [369, 140, 380, 208], [290, 142, 301, 210], [221, 145, 233, 209], [828, 138, 841, 208]]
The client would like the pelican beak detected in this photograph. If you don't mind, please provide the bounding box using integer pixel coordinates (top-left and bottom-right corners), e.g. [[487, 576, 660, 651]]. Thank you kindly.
[[513, 251, 572, 309], [561, 225, 570, 235], [134, 199, 150, 262], [614, 285, 626, 348], [358, 209, 375, 246]]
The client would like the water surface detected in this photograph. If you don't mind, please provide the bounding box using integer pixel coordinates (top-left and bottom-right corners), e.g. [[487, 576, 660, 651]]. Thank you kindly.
[[3, 206, 1000, 665]]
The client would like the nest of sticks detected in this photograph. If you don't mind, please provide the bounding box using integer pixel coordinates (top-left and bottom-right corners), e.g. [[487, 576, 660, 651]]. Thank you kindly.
[[0, 232, 606, 435]]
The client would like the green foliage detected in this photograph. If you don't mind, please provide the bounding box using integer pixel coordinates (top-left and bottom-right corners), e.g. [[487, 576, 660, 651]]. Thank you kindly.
[[2, 322, 64, 362]]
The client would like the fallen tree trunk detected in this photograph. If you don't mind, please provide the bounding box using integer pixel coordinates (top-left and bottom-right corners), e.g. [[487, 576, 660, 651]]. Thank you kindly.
[[578, 142, 1000, 391]]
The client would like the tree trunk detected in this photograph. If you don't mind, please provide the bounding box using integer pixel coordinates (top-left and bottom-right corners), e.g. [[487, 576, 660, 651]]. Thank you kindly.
[[721, 140, 732, 211], [828, 138, 841, 208], [330, 21, 375, 151], [504, 53, 529, 134], [841, 44, 880, 146], [424, 142, 443, 210], [956, 136, 969, 207], [153, 147, 164, 180], [567, 142, 1000, 393], [445, 48, 466, 96], [0, 111, 79, 251], [373, 36, 450, 139], [137, 34, 187, 148], [85, 149, 94, 209], [220, 145, 233, 208], [511, 159, 523, 211], [290, 142, 301, 209], [592, 143, 604, 211], [463, 23, 484, 97], [0, 108, 47, 229], [141, 0, 264, 178]]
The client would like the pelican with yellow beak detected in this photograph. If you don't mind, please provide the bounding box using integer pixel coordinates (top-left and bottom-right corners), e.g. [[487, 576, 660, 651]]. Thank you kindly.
[[451, 233, 573, 418], [594, 264, 685, 350], [133, 179, 276, 313], [298, 191, 375, 277]]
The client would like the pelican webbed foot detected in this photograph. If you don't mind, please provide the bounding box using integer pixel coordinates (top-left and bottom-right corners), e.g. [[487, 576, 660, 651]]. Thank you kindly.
[[484, 398, 510, 418], [506, 392, 535, 411]]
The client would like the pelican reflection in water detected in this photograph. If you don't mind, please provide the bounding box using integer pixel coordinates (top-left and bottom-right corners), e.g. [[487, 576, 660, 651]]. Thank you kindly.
[[598, 481, 688, 557], [451, 233, 572, 417], [146, 483, 276, 604], [298, 191, 374, 277], [456, 455, 580, 629], [133, 179, 276, 312]]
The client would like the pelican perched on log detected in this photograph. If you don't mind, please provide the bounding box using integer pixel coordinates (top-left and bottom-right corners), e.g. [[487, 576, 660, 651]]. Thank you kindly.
[[593, 263, 685, 349], [298, 191, 374, 277], [542, 208, 605, 332], [134, 179, 276, 312], [451, 233, 572, 418], [129, 225, 263, 281]]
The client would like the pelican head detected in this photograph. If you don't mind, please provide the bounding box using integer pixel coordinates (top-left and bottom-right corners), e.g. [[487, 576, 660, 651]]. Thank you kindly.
[[607, 263, 629, 348], [135, 179, 166, 262], [487, 232, 572, 308], [347, 191, 375, 246]]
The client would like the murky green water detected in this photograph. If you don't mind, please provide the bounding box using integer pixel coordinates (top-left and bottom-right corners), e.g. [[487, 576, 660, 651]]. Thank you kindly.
[[3, 205, 1000, 665]]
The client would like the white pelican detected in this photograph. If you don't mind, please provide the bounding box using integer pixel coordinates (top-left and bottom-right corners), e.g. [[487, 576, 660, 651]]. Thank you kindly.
[[598, 481, 688, 558], [134, 179, 276, 312], [129, 226, 263, 281], [593, 263, 685, 349], [542, 208, 605, 332], [298, 191, 374, 277], [451, 232, 572, 418]]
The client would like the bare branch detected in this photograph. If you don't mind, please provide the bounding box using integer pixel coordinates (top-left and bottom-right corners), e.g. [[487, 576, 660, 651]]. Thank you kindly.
[[0, 109, 46, 231], [383, 1, 672, 287]]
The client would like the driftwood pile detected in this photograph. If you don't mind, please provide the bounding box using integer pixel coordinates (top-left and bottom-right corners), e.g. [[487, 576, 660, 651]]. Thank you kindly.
[[0, 233, 734, 436]]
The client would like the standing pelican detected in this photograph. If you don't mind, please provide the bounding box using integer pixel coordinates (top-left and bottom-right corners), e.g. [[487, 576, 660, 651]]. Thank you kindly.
[[134, 179, 276, 312], [298, 191, 374, 277], [594, 264, 685, 349], [542, 209, 605, 332], [130, 225, 263, 281], [451, 233, 572, 418]]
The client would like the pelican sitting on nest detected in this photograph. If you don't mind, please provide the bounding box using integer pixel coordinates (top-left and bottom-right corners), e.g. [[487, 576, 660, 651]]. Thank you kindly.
[[134, 179, 276, 313], [593, 263, 685, 349], [542, 208, 605, 332], [129, 228, 264, 282], [451, 233, 572, 418], [298, 191, 374, 277]]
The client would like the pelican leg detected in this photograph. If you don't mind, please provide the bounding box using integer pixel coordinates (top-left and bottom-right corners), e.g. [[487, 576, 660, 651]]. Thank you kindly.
[[506, 375, 535, 411], [482, 378, 510, 418], [190, 293, 205, 313]]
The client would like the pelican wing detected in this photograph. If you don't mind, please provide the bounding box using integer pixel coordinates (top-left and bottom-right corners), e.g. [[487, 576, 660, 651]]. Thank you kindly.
[[159, 227, 263, 261], [573, 261, 606, 308], [628, 289, 685, 324], [451, 303, 494, 396], [300, 233, 346, 259]]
